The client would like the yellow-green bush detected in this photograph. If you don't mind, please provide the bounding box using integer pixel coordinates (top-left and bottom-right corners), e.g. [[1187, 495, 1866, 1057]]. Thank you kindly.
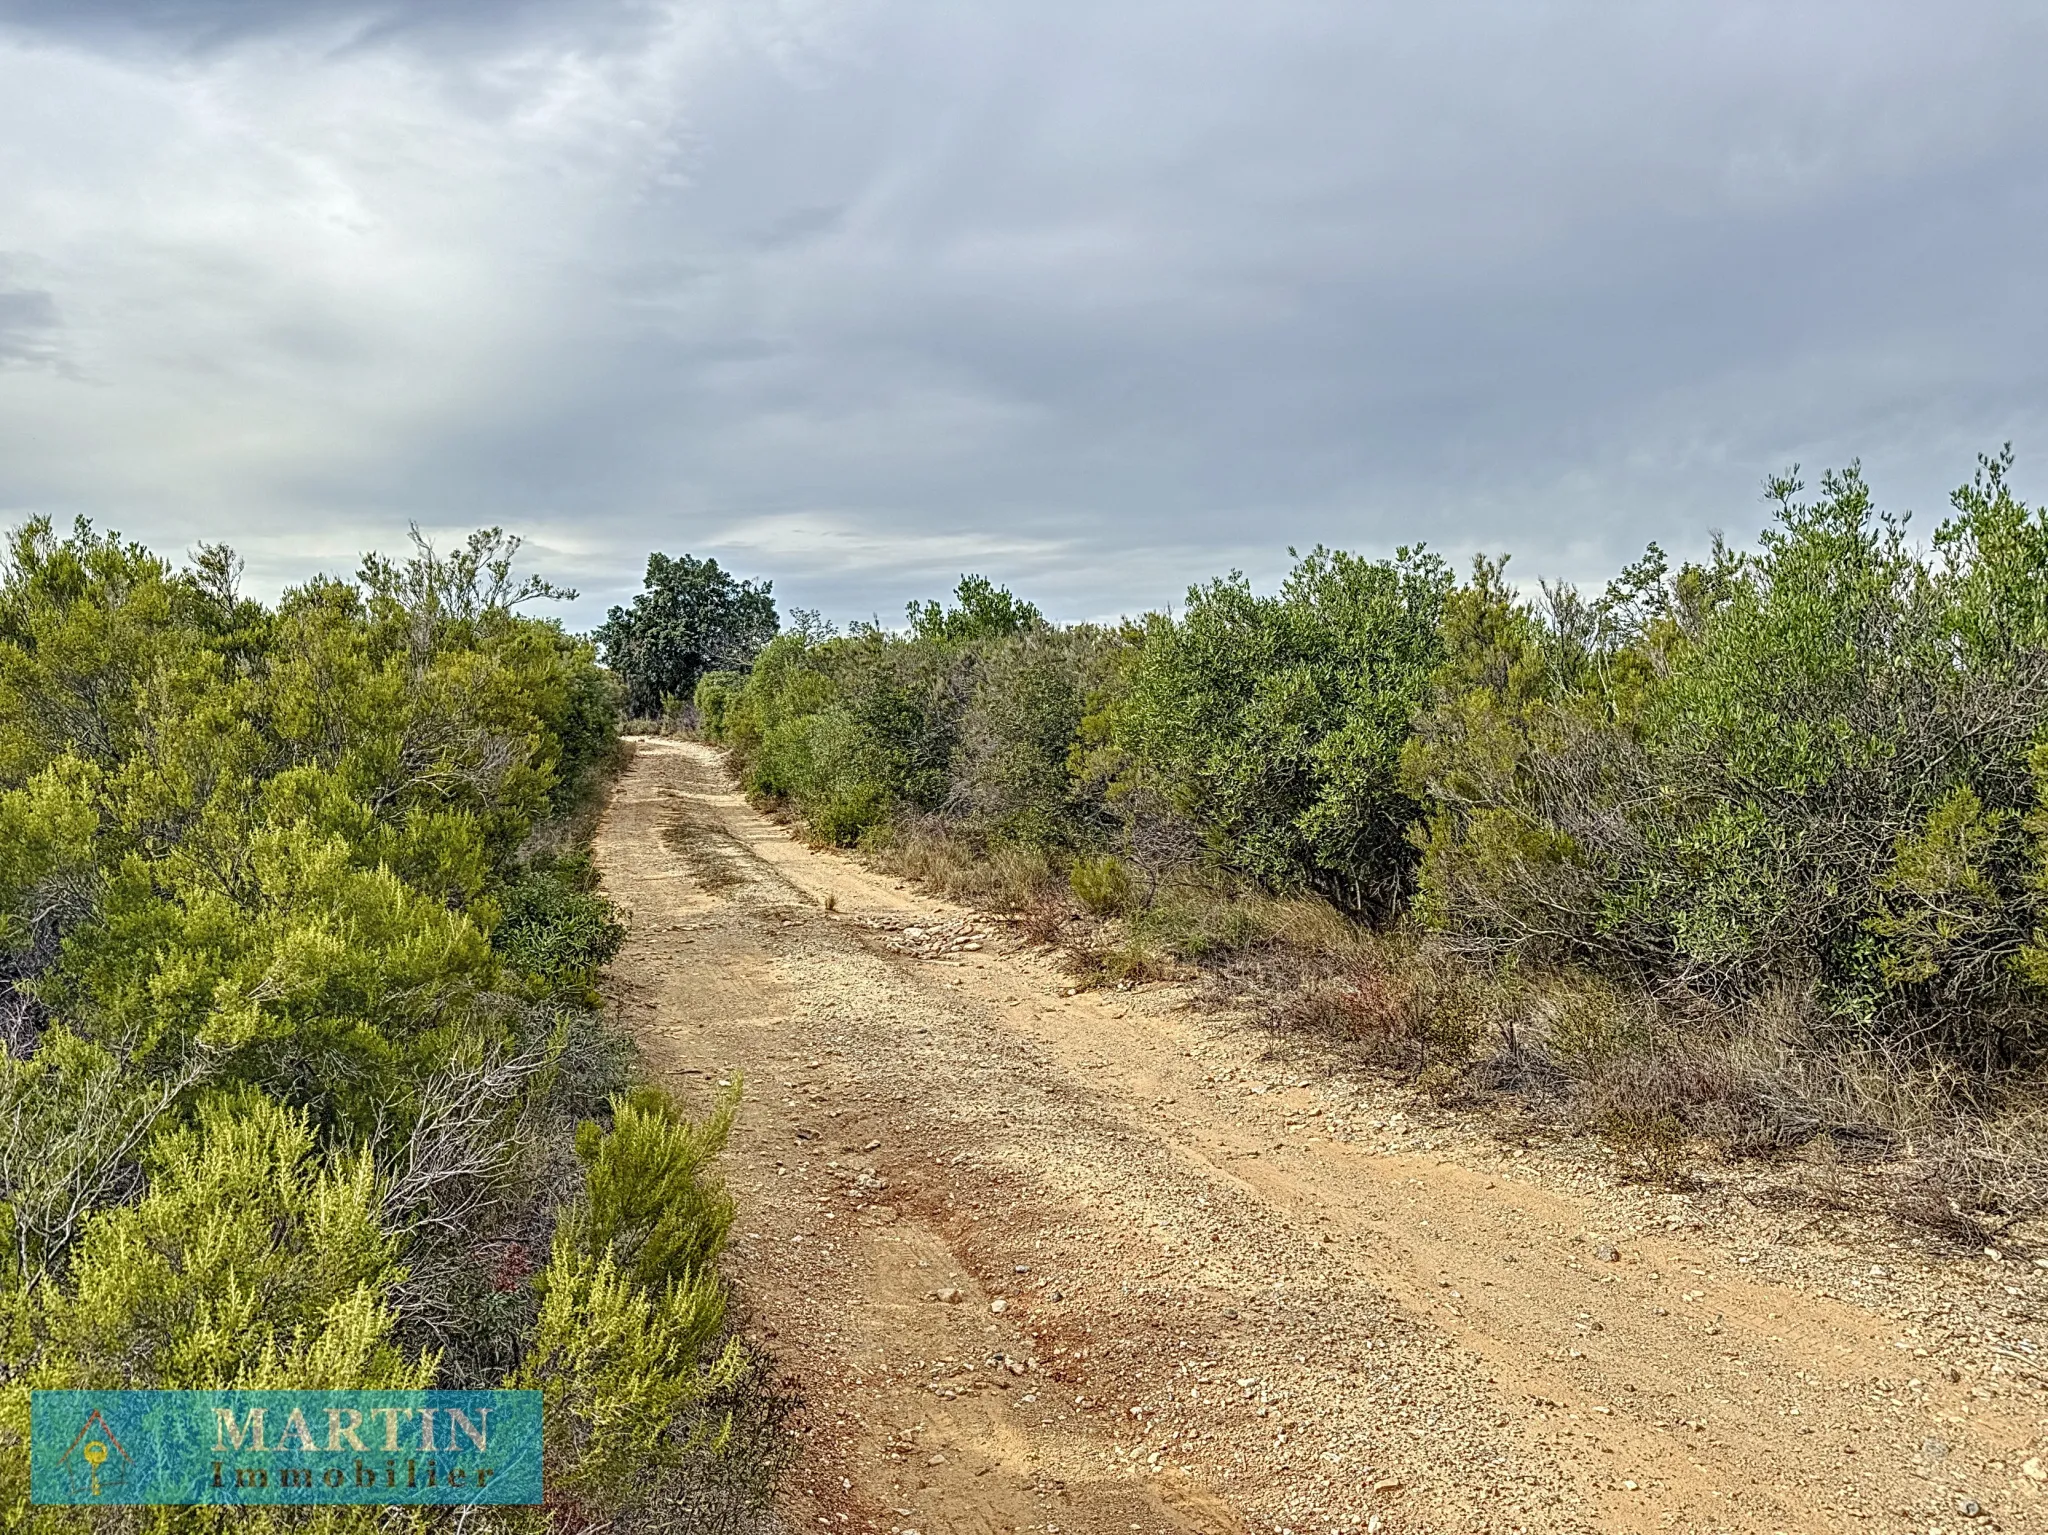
[[0, 521, 776, 1530]]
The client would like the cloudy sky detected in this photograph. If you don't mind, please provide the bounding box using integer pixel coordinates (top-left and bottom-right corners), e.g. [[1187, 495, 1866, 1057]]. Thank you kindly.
[[3, 1, 2047, 629]]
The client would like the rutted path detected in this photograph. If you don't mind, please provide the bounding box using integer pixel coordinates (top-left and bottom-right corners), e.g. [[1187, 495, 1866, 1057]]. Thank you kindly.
[[595, 738, 2048, 1535]]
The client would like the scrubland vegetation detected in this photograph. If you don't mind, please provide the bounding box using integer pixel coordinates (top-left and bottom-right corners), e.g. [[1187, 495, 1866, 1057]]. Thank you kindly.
[[0, 523, 781, 1530], [7, 448, 2043, 1526], [684, 454, 2048, 1238]]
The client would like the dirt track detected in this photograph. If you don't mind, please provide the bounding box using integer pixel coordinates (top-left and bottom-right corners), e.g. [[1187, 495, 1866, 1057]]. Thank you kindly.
[[594, 738, 2048, 1535]]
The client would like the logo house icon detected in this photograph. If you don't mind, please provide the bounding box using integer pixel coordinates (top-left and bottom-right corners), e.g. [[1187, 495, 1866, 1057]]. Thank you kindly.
[[60, 1409, 132, 1500]]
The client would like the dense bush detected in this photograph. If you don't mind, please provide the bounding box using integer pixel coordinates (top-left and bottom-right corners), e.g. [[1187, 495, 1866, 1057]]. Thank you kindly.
[[704, 580, 1063, 848], [495, 854, 629, 1004], [948, 624, 1126, 850], [1406, 455, 2048, 1061], [0, 521, 773, 1530], [706, 550, 1457, 910], [1111, 547, 1451, 917]]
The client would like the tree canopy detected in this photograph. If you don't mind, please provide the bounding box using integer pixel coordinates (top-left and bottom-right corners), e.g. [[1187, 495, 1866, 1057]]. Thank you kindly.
[[595, 553, 778, 717]]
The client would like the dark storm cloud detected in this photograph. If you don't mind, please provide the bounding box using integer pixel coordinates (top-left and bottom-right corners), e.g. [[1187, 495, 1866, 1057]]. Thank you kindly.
[[3, 1, 2048, 627]]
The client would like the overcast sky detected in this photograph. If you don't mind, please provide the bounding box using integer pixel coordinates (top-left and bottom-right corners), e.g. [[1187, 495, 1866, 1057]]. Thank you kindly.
[[3, 1, 2047, 629]]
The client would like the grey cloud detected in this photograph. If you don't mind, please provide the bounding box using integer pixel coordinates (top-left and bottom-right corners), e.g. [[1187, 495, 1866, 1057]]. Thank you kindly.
[[0, 286, 59, 367], [2, 1, 2047, 629], [0, 0, 644, 49], [750, 206, 847, 252]]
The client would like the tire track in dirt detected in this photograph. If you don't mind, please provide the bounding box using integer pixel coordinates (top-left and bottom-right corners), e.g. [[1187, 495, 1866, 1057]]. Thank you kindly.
[[595, 738, 2048, 1535]]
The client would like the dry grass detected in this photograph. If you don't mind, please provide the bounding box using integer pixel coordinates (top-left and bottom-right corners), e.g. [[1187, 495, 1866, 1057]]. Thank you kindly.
[[1017, 898, 1074, 948], [1191, 900, 2048, 1214], [835, 810, 2048, 1230], [1067, 934, 1186, 989], [869, 819, 1064, 912], [1889, 1102, 2048, 1244]]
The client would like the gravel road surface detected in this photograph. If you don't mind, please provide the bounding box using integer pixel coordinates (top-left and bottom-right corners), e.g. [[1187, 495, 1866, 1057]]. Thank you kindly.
[[596, 738, 2048, 1535]]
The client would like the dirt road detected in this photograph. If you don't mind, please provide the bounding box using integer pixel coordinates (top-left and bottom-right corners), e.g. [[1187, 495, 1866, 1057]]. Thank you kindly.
[[595, 738, 2048, 1535]]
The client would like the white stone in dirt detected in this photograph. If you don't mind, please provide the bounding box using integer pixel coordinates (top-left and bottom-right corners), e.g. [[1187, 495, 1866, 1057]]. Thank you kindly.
[[989, 1298, 1007, 1314]]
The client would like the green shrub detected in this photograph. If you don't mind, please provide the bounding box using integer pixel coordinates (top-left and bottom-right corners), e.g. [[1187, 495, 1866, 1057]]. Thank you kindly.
[[717, 577, 1050, 846], [0, 517, 780, 1529], [24, 1088, 425, 1391], [1408, 454, 2048, 1058], [1113, 546, 1451, 917], [1070, 854, 1133, 914], [694, 668, 747, 740], [521, 1084, 750, 1518], [494, 862, 627, 1000], [951, 625, 1126, 850], [565, 1084, 738, 1295]]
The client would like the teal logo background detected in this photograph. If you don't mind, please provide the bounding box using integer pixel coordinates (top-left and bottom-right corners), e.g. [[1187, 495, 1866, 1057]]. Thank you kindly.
[[30, 1391, 543, 1506]]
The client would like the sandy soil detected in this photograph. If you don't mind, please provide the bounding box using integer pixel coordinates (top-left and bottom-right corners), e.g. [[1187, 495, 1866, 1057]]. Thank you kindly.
[[593, 737, 2048, 1535]]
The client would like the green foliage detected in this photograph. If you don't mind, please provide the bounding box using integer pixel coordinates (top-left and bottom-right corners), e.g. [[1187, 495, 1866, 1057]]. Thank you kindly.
[[0, 1092, 436, 1532], [494, 860, 627, 1002], [32, 1088, 422, 1390], [714, 601, 986, 844], [716, 553, 1455, 910], [951, 625, 1126, 850], [520, 1086, 748, 1514], [1407, 454, 2048, 1056], [596, 553, 778, 718], [906, 574, 1042, 644], [1114, 547, 1451, 915], [692, 669, 747, 740], [690, 449, 2048, 1082], [519, 1239, 746, 1507], [0, 517, 773, 1528], [0, 518, 214, 781], [1069, 855, 1133, 915], [565, 1084, 738, 1296]]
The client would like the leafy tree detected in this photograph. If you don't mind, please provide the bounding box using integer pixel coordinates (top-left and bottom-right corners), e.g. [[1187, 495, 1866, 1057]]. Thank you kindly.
[[597, 553, 778, 717]]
